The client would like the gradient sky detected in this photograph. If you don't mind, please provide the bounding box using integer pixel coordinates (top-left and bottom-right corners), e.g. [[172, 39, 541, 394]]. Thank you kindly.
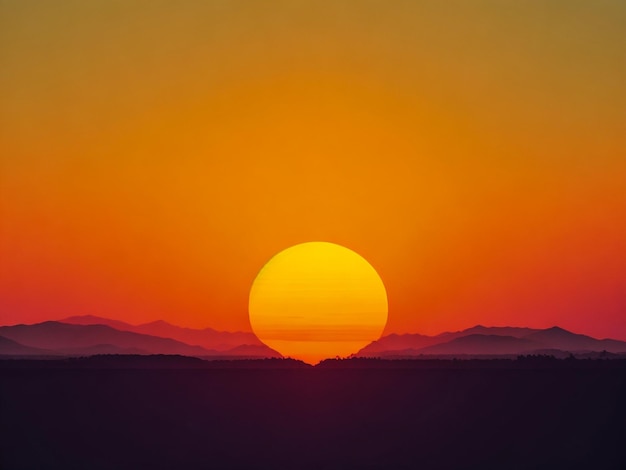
[[1, 1, 625, 340]]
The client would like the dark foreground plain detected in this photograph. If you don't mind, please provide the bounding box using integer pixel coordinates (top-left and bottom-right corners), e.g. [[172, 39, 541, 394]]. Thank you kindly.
[[1, 357, 625, 470]]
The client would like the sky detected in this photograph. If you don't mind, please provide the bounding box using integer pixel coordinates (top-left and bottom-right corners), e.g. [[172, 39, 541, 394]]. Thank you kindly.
[[1, 1, 625, 340]]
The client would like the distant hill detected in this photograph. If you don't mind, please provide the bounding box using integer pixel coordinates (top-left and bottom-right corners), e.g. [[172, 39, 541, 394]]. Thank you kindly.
[[4, 318, 624, 360], [356, 325, 626, 358], [0, 320, 281, 359], [0, 335, 54, 356], [61, 315, 263, 351], [440, 325, 539, 340], [57, 344, 151, 355], [0, 355, 309, 370], [59, 315, 132, 331], [523, 327, 626, 353], [357, 326, 539, 357], [357, 333, 440, 356], [218, 343, 282, 358], [417, 334, 540, 356], [0, 322, 213, 356]]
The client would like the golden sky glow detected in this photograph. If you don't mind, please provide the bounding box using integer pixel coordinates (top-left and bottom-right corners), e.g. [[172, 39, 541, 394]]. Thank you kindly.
[[0, 1, 624, 341], [249, 242, 388, 363]]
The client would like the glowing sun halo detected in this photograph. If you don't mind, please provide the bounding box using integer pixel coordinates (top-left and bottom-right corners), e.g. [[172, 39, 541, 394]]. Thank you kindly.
[[249, 242, 388, 364]]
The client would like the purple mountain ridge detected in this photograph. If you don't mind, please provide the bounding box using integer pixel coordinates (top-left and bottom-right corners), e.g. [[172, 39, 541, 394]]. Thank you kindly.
[[0, 321, 281, 358], [523, 326, 626, 352], [439, 325, 540, 339], [0, 335, 54, 356], [417, 334, 541, 355], [60, 315, 263, 351], [2, 317, 625, 360], [0, 322, 212, 356], [356, 325, 626, 357]]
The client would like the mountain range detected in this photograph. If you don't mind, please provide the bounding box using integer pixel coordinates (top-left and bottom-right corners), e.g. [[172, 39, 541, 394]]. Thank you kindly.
[[356, 325, 626, 358], [1, 316, 625, 359], [0, 316, 280, 358], [61, 315, 263, 351]]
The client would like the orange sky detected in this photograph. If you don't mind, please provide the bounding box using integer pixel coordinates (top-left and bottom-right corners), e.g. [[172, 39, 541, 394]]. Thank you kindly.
[[1, 1, 625, 340]]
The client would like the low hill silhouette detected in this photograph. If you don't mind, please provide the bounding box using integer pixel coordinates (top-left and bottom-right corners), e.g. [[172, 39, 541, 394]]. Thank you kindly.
[[60, 315, 264, 351], [0, 335, 53, 356], [0, 355, 307, 369], [415, 334, 540, 355], [357, 325, 626, 358], [523, 326, 626, 352], [0, 321, 281, 358], [0, 322, 212, 356], [3, 317, 625, 361]]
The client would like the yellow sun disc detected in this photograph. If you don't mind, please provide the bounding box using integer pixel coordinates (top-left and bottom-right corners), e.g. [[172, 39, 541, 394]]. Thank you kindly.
[[249, 242, 388, 364]]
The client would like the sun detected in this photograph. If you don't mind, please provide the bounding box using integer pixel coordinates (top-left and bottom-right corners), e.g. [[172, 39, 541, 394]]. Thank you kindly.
[[249, 242, 388, 364]]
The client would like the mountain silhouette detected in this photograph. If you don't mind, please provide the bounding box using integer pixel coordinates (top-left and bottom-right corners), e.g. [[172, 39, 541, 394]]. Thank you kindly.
[[357, 326, 539, 357], [0, 320, 282, 359], [416, 334, 540, 355], [213, 343, 282, 358], [0, 335, 53, 356], [59, 315, 132, 331], [357, 325, 626, 358], [57, 344, 151, 355], [523, 326, 626, 352], [4, 319, 625, 360], [0, 322, 213, 356], [356, 333, 441, 356], [61, 315, 263, 351], [440, 325, 539, 339]]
